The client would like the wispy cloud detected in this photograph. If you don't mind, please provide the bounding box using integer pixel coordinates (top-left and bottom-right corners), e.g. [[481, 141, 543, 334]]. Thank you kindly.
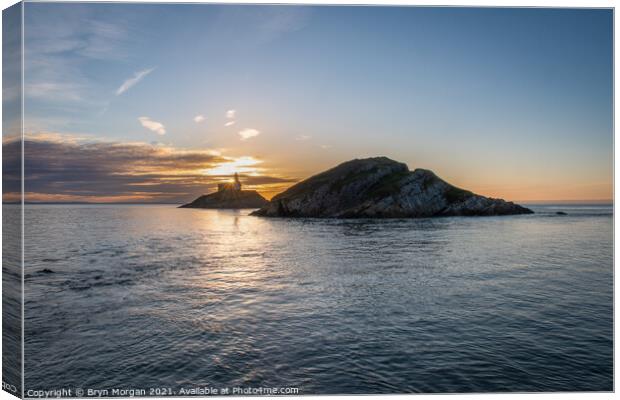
[[204, 156, 263, 176], [26, 82, 86, 102], [296, 135, 311, 141], [23, 7, 141, 124], [258, 7, 311, 39], [138, 117, 166, 135], [194, 115, 205, 123], [211, 7, 312, 46], [3, 133, 296, 203], [26, 8, 132, 61], [239, 128, 261, 140], [116, 68, 155, 95], [320, 144, 332, 149], [225, 121, 236, 127], [226, 109, 236, 119]]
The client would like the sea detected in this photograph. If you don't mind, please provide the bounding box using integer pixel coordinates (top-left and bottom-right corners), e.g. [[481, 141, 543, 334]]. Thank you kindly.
[[6, 203, 613, 394]]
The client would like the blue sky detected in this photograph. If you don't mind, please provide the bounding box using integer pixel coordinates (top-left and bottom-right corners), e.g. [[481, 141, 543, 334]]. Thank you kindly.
[[16, 4, 613, 202]]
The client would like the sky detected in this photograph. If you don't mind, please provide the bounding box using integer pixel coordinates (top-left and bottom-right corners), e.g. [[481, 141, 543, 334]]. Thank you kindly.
[[4, 4, 613, 203]]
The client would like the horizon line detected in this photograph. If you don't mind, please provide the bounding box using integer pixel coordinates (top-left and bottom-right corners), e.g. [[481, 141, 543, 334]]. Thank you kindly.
[[2, 199, 614, 206]]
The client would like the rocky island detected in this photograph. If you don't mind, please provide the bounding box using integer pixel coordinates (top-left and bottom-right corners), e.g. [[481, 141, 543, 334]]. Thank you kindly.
[[251, 157, 533, 218], [180, 173, 268, 209]]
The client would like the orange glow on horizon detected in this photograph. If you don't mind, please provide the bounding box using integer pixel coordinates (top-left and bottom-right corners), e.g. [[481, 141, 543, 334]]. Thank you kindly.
[[6, 134, 611, 204], [203, 157, 263, 176]]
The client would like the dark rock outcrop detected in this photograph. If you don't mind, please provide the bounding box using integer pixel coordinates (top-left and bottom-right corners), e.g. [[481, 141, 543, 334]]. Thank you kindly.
[[251, 157, 533, 218], [180, 190, 268, 209]]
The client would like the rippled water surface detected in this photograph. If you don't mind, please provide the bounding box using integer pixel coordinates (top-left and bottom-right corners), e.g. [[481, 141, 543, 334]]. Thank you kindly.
[[22, 204, 612, 393]]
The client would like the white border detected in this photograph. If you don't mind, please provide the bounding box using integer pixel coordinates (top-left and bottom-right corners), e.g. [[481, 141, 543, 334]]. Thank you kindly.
[[0, 1, 615, 400]]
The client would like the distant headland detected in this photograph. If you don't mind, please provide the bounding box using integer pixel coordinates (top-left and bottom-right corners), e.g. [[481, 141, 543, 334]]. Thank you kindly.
[[251, 157, 533, 218], [179, 173, 268, 209]]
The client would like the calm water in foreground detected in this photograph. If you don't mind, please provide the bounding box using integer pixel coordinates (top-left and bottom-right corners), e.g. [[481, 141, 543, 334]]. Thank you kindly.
[[21, 204, 612, 393]]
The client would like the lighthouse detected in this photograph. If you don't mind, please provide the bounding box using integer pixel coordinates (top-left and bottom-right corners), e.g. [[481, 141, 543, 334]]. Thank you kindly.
[[218, 173, 242, 192], [233, 172, 242, 191]]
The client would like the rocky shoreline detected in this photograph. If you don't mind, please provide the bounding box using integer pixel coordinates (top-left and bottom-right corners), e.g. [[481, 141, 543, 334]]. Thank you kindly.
[[251, 157, 533, 218], [179, 190, 268, 209]]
